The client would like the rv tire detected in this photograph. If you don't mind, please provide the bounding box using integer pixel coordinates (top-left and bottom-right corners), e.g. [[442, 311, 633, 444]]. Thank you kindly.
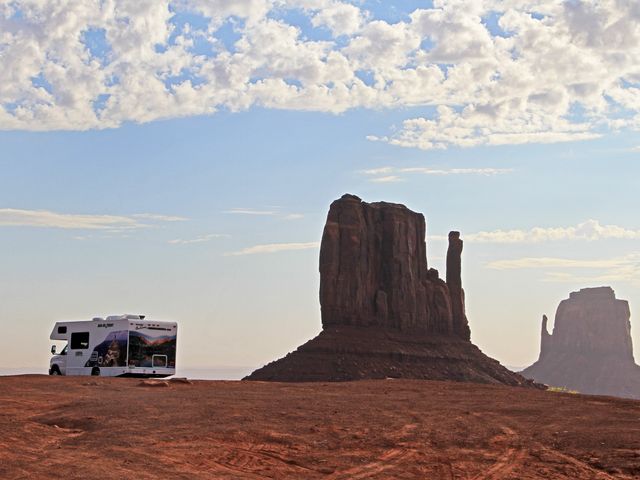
[[49, 366, 61, 375], [91, 367, 100, 376]]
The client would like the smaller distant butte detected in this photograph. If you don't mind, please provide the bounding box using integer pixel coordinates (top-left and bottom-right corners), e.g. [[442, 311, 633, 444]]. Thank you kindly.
[[245, 194, 537, 387], [521, 286, 640, 399]]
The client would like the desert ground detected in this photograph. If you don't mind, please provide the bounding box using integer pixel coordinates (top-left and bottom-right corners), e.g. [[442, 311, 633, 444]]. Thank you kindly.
[[1, 376, 639, 479]]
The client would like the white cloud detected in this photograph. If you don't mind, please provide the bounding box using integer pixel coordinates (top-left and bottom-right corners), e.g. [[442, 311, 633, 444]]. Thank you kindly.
[[486, 256, 632, 270], [370, 175, 403, 183], [224, 208, 304, 219], [361, 166, 393, 175], [132, 213, 186, 222], [400, 167, 513, 176], [465, 219, 640, 243], [0, 0, 637, 150], [0, 208, 182, 230], [362, 165, 512, 182], [168, 233, 229, 245], [283, 213, 305, 220], [543, 269, 640, 285], [224, 209, 278, 216], [225, 241, 319, 256], [309, 2, 365, 36], [385, 105, 600, 150], [486, 253, 640, 286]]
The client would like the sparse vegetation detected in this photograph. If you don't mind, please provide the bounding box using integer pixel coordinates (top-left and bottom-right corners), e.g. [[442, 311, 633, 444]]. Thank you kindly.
[[547, 386, 580, 394]]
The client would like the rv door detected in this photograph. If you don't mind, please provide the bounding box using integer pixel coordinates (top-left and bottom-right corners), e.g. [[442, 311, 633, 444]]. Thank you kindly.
[[67, 331, 91, 375]]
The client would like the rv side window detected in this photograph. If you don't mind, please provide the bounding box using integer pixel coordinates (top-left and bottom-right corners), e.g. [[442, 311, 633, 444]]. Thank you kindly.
[[57, 326, 67, 334], [70, 332, 90, 349]]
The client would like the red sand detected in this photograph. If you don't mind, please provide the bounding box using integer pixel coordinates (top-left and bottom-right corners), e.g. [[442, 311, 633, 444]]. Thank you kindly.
[[1, 375, 639, 479]]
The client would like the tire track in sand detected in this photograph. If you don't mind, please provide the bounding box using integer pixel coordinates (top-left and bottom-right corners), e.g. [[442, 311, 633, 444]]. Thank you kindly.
[[471, 426, 526, 480], [328, 423, 420, 479], [205, 444, 317, 479], [329, 447, 417, 479]]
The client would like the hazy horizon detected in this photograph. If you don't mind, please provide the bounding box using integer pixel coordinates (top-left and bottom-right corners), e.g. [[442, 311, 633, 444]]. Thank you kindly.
[[1, 0, 639, 374]]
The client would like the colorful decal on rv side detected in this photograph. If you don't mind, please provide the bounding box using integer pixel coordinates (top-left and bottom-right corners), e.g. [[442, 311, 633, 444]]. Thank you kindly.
[[84, 330, 128, 368], [127, 331, 177, 368]]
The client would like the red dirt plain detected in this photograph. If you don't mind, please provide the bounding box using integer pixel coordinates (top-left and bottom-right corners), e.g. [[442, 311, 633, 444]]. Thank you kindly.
[[1, 375, 639, 479]]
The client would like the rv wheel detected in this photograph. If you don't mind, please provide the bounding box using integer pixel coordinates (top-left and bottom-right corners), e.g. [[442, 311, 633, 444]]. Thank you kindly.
[[91, 367, 100, 376], [49, 366, 60, 375]]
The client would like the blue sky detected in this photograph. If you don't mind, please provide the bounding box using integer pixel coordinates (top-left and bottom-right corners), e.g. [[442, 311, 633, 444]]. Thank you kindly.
[[1, 0, 640, 373]]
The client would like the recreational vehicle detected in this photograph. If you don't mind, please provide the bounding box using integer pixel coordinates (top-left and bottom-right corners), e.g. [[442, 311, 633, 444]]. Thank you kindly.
[[49, 314, 177, 377]]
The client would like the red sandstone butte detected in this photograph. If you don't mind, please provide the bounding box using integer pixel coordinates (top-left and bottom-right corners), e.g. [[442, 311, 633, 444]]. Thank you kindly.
[[521, 286, 640, 399], [246, 194, 535, 386]]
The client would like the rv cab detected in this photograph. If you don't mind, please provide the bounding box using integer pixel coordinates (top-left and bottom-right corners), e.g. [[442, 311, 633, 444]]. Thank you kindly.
[[49, 344, 68, 375]]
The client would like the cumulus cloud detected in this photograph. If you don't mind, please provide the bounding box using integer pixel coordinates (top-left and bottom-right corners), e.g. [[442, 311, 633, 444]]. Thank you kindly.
[[464, 219, 640, 243], [308, 1, 366, 36], [0, 208, 182, 230], [1, 1, 639, 149], [383, 105, 600, 150], [225, 241, 319, 256]]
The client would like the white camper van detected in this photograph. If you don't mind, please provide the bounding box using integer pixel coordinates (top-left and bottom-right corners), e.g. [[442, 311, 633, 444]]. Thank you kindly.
[[49, 314, 177, 377]]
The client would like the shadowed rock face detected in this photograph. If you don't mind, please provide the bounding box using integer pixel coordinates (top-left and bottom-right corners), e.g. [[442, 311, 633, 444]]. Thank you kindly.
[[246, 194, 536, 386], [446, 231, 470, 341], [521, 287, 640, 399], [319, 194, 466, 337]]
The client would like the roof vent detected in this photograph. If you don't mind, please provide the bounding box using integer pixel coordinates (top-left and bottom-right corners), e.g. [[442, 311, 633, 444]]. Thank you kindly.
[[103, 314, 147, 321]]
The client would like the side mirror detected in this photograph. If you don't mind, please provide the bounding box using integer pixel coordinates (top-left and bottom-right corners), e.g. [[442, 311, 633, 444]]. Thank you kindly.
[[51, 345, 56, 355]]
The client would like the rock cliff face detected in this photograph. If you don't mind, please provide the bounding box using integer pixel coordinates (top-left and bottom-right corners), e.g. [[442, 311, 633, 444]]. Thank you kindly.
[[447, 231, 471, 341], [318, 194, 466, 337], [521, 287, 640, 399], [246, 194, 536, 386]]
